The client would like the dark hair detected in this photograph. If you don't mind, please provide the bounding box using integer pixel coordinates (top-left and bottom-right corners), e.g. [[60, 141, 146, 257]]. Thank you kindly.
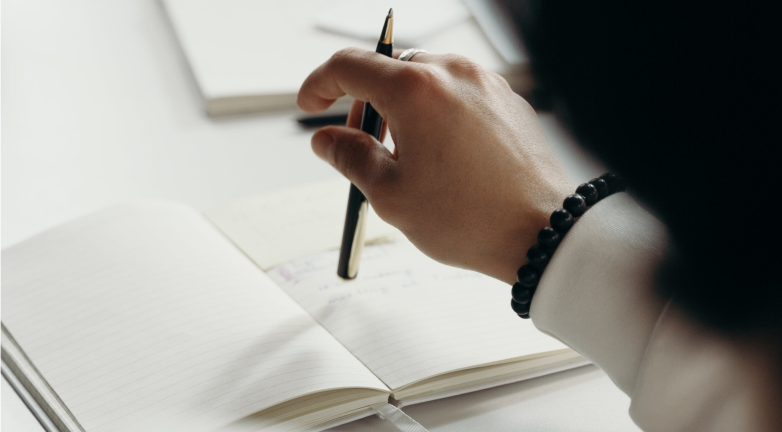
[[496, 1, 781, 333]]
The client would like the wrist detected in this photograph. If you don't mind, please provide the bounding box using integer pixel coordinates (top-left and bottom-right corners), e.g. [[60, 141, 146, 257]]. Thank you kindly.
[[509, 173, 627, 319], [484, 182, 573, 285]]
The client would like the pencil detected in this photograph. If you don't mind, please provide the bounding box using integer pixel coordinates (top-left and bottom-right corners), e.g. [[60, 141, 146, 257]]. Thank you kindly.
[[337, 8, 394, 279]]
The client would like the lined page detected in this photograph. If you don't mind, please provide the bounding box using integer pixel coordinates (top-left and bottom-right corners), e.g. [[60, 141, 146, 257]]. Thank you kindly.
[[206, 178, 400, 270], [267, 241, 570, 391], [1, 203, 388, 432]]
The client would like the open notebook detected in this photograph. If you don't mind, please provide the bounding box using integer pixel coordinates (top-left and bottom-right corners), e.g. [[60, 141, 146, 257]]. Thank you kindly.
[[1, 179, 586, 432]]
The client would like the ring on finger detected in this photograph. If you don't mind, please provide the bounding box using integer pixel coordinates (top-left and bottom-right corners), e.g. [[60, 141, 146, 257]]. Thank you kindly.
[[399, 48, 428, 62]]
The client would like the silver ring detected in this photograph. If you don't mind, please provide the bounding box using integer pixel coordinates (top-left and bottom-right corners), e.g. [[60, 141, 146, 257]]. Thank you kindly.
[[399, 48, 428, 62]]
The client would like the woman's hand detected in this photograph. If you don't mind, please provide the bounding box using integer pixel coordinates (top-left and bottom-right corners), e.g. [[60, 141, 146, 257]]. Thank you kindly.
[[297, 48, 573, 285]]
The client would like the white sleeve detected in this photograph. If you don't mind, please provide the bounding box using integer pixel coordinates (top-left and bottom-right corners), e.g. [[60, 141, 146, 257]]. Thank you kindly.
[[531, 193, 670, 395], [530, 194, 765, 432]]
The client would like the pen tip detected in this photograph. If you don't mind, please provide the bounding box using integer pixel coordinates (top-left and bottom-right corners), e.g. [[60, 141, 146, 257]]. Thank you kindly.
[[380, 8, 394, 44]]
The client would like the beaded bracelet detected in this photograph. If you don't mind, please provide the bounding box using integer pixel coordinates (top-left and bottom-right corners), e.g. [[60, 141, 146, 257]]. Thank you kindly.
[[511, 173, 625, 319]]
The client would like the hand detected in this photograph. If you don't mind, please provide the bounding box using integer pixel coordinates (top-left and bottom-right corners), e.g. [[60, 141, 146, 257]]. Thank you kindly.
[[297, 48, 573, 285]]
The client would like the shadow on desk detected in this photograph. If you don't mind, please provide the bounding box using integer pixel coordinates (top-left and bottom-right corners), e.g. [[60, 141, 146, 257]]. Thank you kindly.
[[330, 365, 640, 432]]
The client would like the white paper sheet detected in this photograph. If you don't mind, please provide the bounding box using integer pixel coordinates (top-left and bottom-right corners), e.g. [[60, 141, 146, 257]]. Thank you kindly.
[[267, 241, 569, 391], [1, 203, 388, 432], [206, 178, 400, 270]]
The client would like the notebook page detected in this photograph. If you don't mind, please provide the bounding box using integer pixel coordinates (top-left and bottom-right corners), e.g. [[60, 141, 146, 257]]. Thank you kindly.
[[206, 178, 400, 270], [1, 203, 387, 432], [266, 241, 570, 391]]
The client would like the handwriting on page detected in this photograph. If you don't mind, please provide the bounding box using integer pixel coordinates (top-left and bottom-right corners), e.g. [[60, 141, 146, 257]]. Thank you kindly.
[[268, 242, 568, 391], [274, 247, 482, 304]]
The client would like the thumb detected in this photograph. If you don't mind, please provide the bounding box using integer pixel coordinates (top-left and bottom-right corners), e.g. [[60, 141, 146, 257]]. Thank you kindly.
[[311, 126, 396, 195]]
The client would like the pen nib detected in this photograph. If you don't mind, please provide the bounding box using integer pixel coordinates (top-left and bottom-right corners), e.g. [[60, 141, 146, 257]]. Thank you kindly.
[[380, 8, 394, 44]]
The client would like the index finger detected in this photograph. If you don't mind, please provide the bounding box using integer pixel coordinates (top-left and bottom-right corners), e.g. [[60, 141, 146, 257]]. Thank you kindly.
[[297, 47, 407, 115]]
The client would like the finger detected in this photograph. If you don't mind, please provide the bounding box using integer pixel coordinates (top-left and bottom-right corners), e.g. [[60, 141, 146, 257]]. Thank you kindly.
[[346, 99, 364, 129], [311, 126, 396, 195], [298, 48, 405, 114]]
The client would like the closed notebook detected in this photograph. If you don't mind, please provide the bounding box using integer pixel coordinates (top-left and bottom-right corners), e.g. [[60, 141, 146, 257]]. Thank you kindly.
[[160, 0, 531, 116], [1, 179, 586, 432]]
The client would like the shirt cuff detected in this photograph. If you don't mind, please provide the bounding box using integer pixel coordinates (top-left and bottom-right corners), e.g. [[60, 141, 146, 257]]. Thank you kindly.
[[530, 193, 670, 395]]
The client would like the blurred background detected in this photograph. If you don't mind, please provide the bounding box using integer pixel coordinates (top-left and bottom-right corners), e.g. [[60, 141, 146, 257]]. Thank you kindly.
[[2, 0, 637, 430]]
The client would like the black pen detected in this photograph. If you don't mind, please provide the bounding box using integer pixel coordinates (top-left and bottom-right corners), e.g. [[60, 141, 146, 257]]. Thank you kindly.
[[296, 112, 349, 128], [337, 8, 394, 279]]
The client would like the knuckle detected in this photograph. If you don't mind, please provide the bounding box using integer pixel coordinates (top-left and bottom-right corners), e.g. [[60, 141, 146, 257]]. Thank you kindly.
[[328, 47, 364, 69], [331, 47, 359, 61], [489, 71, 511, 88], [516, 94, 535, 114], [394, 65, 448, 108], [396, 64, 441, 92], [443, 55, 485, 79], [441, 53, 469, 64]]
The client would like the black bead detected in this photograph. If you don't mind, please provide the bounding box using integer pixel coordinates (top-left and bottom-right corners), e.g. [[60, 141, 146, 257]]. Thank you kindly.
[[537, 227, 561, 250], [511, 283, 533, 304], [518, 312, 531, 319], [516, 264, 540, 288], [563, 194, 586, 217], [511, 298, 530, 315], [550, 209, 574, 233], [526, 244, 550, 268], [589, 178, 609, 199], [576, 183, 599, 206], [600, 173, 626, 193]]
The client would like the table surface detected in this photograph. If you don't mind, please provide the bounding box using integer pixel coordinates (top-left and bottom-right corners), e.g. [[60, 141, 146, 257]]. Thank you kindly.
[[1, 0, 639, 430]]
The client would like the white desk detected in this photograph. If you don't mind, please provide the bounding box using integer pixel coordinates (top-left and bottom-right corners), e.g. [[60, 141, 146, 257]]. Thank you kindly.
[[1, 0, 639, 430]]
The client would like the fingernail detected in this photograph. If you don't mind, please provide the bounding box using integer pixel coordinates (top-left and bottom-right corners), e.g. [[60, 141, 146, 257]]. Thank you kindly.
[[312, 131, 336, 164]]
